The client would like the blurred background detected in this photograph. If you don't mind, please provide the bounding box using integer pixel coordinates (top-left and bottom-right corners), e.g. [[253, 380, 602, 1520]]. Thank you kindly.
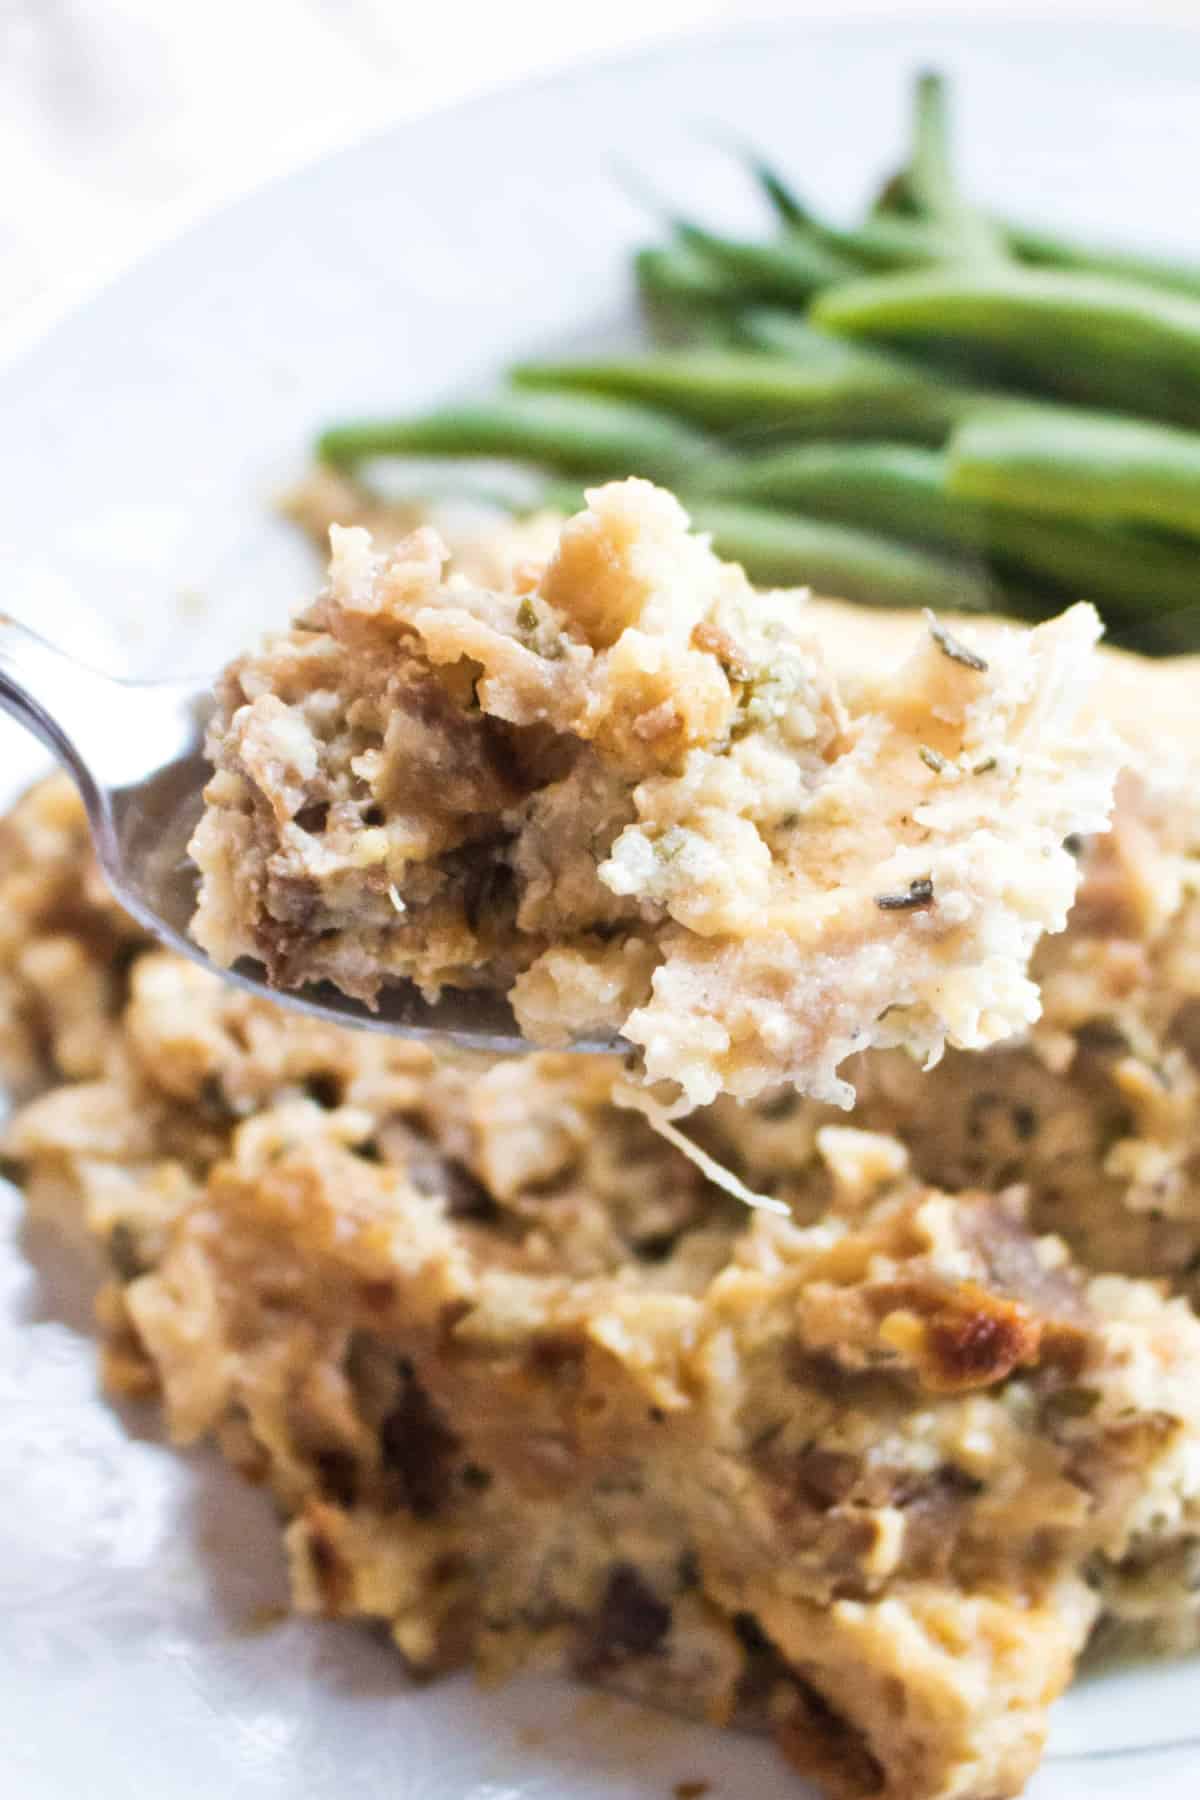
[[5, 0, 1199, 337]]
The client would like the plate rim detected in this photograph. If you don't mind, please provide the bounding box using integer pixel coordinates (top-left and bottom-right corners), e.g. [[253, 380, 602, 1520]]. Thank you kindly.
[[6, 7, 1200, 382], [6, 11, 1200, 1790]]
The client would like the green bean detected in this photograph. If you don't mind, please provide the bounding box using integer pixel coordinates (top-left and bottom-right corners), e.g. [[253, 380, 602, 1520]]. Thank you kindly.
[[906, 69, 948, 212], [316, 389, 712, 483], [812, 266, 1200, 426], [634, 245, 744, 345], [510, 349, 971, 443], [907, 71, 1007, 263], [693, 441, 967, 527], [691, 439, 1200, 621], [634, 243, 743, 308], [736, 307, 1009, 424], [676, 498, 999, 609], [1004, 221, 1200, 301], [739, 305, 985, 387], [868, 84, 929, 218], [816, 214, 969, 272], [734, 151, 959, 270], [672, 219, 859, 302], [1104, 609, 1200, 657], [871, 166, 922, 220], [873, 74, 1199, 292], [697, 135, 814, 228], [947, 404, 1200, 539], [733, 310, 875, 362], [741, 152, 811, 229]]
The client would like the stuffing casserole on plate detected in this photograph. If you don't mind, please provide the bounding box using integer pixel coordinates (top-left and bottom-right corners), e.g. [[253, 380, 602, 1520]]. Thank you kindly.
[[7, 494, 1200, 1800]]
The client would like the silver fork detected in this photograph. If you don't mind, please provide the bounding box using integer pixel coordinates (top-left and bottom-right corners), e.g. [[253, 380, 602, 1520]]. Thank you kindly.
[[0, 613, 608, 1054]]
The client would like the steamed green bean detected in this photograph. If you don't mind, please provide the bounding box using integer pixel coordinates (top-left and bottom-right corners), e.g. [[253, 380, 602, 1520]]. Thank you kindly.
[[733, 310, 868, 362], [673, 219, 858, 301], [813, 266, 1200, 425], [678, 498, 999, 609], [907, 71, 1007, 263], [740, 152, 964, 271], [737, 307, 1002, 413], [1004, 222, 1200, 302], [864, 76, 1200, 293], [947, 404, 1200, 539], [815, 214, 969, 272], [743, 153, 811, 228], [511, 349, 969, 442], [634, 243, 743, 308], [692, 440, 1200, 618], [316, 389, 711, 482], [693, 441, 965, 528]]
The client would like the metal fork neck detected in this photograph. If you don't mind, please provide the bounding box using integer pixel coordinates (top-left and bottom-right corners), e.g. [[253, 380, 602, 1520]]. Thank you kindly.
[[0, 614, 203, 797], [0, 613, 116, 806]]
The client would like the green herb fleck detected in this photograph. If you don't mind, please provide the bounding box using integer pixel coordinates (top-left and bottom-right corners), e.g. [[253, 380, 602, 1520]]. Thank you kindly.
[[919, 745, 949, 774], [875, 876, 935, 912], [516, 597, 538, 632], [1044, 1386, 1101, 1423], [926, 612, 988, 673], [655, 828, 689, 865], [732, 660, 805, 739]]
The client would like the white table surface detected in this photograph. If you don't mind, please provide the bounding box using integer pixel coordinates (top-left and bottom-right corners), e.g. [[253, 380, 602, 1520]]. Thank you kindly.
[[4, 0, 1199, 341]]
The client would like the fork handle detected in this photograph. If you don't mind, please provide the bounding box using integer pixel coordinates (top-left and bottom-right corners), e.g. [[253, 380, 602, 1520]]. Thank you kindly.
[[0, 612, 116, 802], [0, 612, 205, 797]]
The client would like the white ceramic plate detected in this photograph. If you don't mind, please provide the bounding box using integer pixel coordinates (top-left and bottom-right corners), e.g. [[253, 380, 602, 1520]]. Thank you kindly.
[[5, 16, 1200, 1797]]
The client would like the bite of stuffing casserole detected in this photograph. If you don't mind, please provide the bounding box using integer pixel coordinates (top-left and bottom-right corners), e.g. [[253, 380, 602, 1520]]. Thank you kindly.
[[190, 479, 1117, 1111]]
